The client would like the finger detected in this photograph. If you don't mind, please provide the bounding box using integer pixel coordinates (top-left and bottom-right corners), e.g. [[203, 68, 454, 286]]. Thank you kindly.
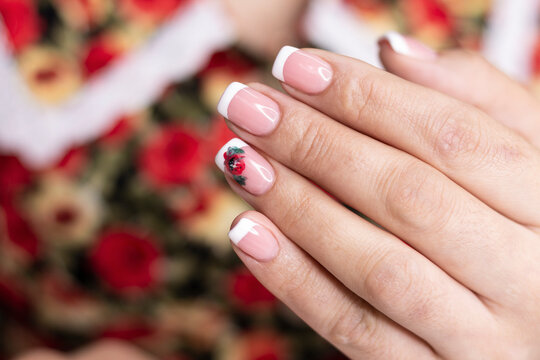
[[217, 83, 539, 305], [271, 46, 540, 227], [378, 33, 540, 148], [216, 140, 494, 359], [228, 211, 438, 360]]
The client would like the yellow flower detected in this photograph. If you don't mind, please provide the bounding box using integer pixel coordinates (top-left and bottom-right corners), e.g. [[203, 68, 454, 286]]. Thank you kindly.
[[35, 272, 108, 332], [18, 46, 82, 104], [441, 0, 491, 17], [25, 175, 102, 247], [156, 302, 228, 350], [180, 188, 250, 255], [53, 0, 112, 31]]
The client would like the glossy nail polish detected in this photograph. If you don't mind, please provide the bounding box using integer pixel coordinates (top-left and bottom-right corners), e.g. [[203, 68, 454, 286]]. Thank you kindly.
[[379, 32, 437, 61], [272, 46, 333, 94], [229, 218, 279, 262], [217, 82, 281, 136], [215, 138, 275, 195]]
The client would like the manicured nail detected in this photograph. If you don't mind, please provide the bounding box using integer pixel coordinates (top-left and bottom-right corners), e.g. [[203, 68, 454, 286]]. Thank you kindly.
[[272, 46, 333, 94], [215, 138, 275, 195], [217, 82, 281, 136], [229, 218, 279, 262], [379, 32, 437, 61]]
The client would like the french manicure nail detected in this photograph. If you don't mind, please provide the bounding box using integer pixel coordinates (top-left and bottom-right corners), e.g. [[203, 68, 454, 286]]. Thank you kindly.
[[217, 82, 281, 136], [215, 138, 275, 195], [379, 32, 437, 61], [229, 218, 279, 262], [272, 46, 333, 94]]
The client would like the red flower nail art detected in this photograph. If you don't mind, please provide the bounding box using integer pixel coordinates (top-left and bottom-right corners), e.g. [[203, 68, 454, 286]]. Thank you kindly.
[[224, 146, 247, 185]]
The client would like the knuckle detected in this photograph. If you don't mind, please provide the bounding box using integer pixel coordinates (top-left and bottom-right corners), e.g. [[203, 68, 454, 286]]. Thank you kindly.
[[325, 302, 381, 350], [363, 251, 415, 303], [432, 108, 528, 170], [382, 161, 450, 232], [276, 256, 316, 297], [432, 107, 484, 163], [363, 251, 437, 322], [289, 117, 336, 172], [337, 71, 385, 122], [276, 183, 315, 231]]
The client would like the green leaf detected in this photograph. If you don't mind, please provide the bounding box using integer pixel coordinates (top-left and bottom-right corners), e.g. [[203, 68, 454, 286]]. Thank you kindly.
[[227, 147, 245, 156], [233, 175, 246, 186]]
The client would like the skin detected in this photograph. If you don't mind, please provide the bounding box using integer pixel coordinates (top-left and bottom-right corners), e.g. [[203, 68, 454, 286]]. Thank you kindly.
[[225, 44, 540, 359], [223, 0, 308, 57]]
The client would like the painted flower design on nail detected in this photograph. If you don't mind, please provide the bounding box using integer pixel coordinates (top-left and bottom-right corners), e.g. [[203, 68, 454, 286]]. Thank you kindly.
[[224, 146, 247, 185]]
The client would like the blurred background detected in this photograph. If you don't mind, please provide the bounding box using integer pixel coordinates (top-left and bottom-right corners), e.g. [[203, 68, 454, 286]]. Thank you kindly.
[[0, 0, 538, 358]]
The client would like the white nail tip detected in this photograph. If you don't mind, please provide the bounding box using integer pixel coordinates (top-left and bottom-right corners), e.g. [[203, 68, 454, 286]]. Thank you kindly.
[[217, 82, 247, 119], [272, 45, 299, 82], [214, 138, 248, 172], [382, 31, 411, 56], [228, 218, 259, 245]]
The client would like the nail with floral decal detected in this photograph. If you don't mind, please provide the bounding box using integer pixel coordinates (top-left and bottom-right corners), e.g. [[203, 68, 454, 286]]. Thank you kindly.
[[215, 138, 275, 195], [229, 217, 279, 262], [217, 82, 281, 136], [272, 46, 333, 94]]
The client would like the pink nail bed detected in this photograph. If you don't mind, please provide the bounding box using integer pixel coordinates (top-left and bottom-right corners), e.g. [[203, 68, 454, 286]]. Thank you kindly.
[[215, 138, 275, 196], [217, 82, 281, 136], [272, 46, 333, 94], [228, 218, 279, 262]]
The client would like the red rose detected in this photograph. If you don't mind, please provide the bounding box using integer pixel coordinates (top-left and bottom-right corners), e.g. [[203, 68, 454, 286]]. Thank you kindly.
[[51, 146, 88, 176], [101, 115, 136, 146], [119, 0, 189, 24], [100, 319, 156, 340], [206, 116, 235, 160], [228, 269, 277, 310], [199, 50, 256, 77], [403, 0, 454, 34], [0, 274, 30, 314], [225, 153, 245, 175], [0, 0, 41, 52], [1, 203, 40, 259], [532, 39, 540, 75], [82, 36, 123, 77], [139, 125, 204, 187], [90, 229, 162, 294], [0, 155, 31, 202]]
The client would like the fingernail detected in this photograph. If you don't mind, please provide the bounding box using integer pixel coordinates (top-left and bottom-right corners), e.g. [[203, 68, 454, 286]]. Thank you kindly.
[[272, 46, 333, 94], [229, 218, 279, 262], [217, 82, 281, 136], [215, 138, 275, 196], [379, 32, 437, 61]]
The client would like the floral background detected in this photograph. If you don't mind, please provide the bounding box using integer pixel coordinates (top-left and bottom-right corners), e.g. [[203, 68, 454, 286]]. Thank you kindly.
[[1, 0, 534, 359]]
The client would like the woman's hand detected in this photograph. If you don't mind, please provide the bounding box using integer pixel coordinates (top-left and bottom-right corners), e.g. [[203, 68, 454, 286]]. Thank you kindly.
[[215, 33, 540, 359]]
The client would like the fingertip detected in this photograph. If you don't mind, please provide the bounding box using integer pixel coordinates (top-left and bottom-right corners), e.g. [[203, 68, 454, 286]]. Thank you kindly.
[[229, 211, 280, 262]]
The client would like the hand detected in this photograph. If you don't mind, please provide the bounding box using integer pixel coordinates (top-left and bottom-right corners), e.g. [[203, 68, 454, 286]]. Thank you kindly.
[[215, 33, 540, 359], [223, 0, 308, 57]]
